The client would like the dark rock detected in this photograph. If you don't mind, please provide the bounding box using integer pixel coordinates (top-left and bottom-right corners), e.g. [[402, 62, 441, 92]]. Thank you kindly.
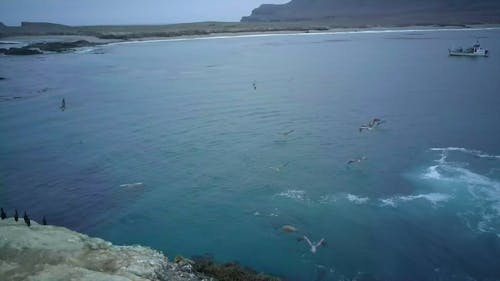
[[26, 40, 98, 52], [1, 47, 42, 55], [23, 211, 31, 227]]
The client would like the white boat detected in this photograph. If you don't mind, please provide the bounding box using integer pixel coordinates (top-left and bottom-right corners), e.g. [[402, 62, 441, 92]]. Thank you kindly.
[[449, 41, 489, 57]]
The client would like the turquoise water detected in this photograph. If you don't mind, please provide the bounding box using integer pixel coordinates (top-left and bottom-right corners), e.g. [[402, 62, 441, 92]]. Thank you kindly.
[[1, 28, 500, 281]]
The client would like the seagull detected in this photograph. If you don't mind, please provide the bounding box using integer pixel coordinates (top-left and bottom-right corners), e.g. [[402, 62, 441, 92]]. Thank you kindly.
[[282, 129, 295, 137], [23, 211, 31, 227], [14, 209, 18, 222], [298, 235, 327, 253], [269, 161, 290, 172], [0, 208, 6, 220], [359, 118, 385, 132], [347, 156, 367, 165], [358, 124, 373, 132], [369, 118, 385, 127]]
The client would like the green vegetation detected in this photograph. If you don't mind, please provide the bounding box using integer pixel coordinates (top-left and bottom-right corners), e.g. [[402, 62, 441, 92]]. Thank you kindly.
[[191, 255, 282, 281]]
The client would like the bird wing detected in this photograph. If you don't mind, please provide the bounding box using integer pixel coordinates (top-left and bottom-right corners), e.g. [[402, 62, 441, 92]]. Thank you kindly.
[[315, 238, 325, 247], [303, 235, 313, 247]]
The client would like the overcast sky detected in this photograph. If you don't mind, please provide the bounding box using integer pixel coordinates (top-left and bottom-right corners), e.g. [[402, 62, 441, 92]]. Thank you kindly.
[[0, 0, 289, 26]]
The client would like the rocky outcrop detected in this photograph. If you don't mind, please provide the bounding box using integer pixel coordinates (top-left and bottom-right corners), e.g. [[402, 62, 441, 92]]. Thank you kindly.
[[0, 47, 42, 55], [241, 0, 500, 25], [0, 40, 100, 55], [0, 218, 208, 281], [27, 40, 99, 52]]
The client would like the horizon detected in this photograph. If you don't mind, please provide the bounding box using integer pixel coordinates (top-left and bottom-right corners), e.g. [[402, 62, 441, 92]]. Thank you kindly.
[[0, 0, 289, 26]]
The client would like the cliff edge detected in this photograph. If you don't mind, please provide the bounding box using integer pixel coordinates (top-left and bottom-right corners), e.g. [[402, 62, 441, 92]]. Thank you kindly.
[[0, 218, 207, 281]]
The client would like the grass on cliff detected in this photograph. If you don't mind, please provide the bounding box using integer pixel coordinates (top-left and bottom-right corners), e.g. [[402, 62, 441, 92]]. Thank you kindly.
[[191, 255, 281, 281]]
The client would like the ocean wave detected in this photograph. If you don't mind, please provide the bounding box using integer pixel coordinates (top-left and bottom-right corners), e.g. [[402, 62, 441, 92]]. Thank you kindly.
[[106, 27, 500, 47], [398, 193, 452, 204], [430, 147, 500, 159], [422, 148, 500, 234], [380, 198, 397, 207], [275, 189, 306, 201], [345, 194, 369, 204], [318, 194, 338, 204], [379, 193, 452, 207], [119, 182, 145, 188], [422, 164, 499, 188]]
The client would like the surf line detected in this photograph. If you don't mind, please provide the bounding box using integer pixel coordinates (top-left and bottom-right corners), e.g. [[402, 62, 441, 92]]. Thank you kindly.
[[106, 27, 500, 47]]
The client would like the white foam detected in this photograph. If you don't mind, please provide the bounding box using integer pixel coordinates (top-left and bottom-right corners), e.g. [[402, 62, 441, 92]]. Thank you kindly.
[[119, 182, 144, 188], [318, 194, 338, 204], [399, 193, 452, 204], [423, 148, 500, 233], [379, 193, 451, 207], [345, 194, 369, 204], [275, 189, 306, 201], [380, 198, 397, 207], [423, 165, 442, 180], [430, 147, 500, 159], [105, 27, 500, 47]]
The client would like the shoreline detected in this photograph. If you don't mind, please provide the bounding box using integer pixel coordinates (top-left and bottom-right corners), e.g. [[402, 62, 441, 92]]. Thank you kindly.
[[106, 24, 500, 46], [1, 23, 500, 49], [1, 24, 498, 56]]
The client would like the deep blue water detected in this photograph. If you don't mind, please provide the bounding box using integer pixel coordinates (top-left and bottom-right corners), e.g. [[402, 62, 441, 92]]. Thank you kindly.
[[1, 28, 500, 281]]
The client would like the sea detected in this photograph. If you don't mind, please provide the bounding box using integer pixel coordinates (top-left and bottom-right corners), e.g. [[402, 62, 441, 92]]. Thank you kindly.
[[1, 27, 500, 281]]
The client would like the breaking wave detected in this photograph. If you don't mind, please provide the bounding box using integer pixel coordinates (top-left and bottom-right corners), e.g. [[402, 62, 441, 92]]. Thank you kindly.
[[430, 147, 500, 160], [379, 193, 452, 207], [345, 194, 369, 204], [420, 147, 500, 234], [275, 189, 307, 201]]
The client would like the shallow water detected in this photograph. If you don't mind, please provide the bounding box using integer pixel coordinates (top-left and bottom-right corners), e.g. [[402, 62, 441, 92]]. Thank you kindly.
[[1, 28, 500, 281]]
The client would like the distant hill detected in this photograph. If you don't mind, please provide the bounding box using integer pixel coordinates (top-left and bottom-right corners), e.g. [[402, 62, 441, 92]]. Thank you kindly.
[[241, 0, 500, 25], [20, 22, 73, 32], [0, 22, 76, 36]]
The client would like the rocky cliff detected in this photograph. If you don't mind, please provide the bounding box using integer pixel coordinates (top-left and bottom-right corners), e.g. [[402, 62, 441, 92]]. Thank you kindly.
[[0, 218, 207, 281], [241, 0, 500, 25]]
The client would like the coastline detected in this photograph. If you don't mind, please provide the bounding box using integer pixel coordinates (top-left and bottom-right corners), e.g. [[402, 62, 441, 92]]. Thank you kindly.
[[106, 24, 500, 45], [1, 23, 499, 55]]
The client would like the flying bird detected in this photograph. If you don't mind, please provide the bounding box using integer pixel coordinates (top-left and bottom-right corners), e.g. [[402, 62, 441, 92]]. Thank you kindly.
[[359, 118, 385, 132], [269, 161, 290, 172], [282, 129, 295, 137], [298, 235, 327, 253], [347, 156, 367, 165]]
